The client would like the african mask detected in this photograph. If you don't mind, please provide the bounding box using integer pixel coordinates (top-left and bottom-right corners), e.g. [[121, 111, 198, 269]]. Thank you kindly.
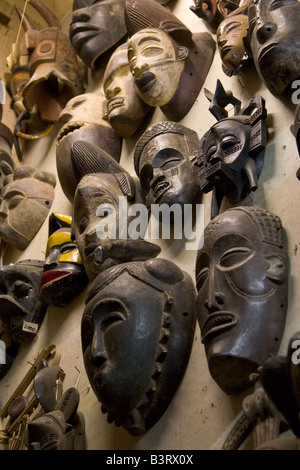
[[27, 387, 86, 450], [0, 259, 47, 344], [40, 214, 89, 308], [56, 92, 122, 203], [198, 80, 267, 219], [195, 206, 288, 394], [103, 43, 152, 138], [72, 173, 161, 281], [134, 121, 200, 208], [124, 0, 215, 121], [69, 0, 127, 69], [248, 0, 300, 97], [0, 165, 56, 251], [217, 5, 251, 76], [9, 1, 84, 124], [81, 258, 197, 435]]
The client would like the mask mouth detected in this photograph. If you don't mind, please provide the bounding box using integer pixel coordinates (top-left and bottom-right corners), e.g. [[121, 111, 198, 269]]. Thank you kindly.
[[135, 71, 156, 94], [69, 22, 100, 43], [106, 97, 125, 114], [40, 270, 70, 289], [57, 122, 84, 143], [200, 312, 237, 344], [152, 180, 171, 202]]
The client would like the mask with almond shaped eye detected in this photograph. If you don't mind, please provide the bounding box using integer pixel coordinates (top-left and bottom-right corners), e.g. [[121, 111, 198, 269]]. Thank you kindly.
[[69, 0, 127, 69], [198, 80, 267, 219], [248, 0, 300, 97], [81, 258, 197, 435], [0, 165, 56, 250], [56, 92, 122, 203], [133, 121, 200, 208], [195, 206, 288, 394], [0, 259, 47, 343], [40, 214, 89, 308]]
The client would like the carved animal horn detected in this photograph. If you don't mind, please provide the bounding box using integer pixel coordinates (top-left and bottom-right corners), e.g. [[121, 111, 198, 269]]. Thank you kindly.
[[14, 5, 35, 31], [27, 0, 61, 28]]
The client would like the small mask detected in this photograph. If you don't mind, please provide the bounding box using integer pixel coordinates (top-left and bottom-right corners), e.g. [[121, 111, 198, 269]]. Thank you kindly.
[[124, 0, 215, 121], [40, 214, 89, 308], [0, 165, 56, 251], [69, 0, 127, 69], [195, 206, 288, 394], [81, 258, 196, 435], [103, 43, 152, 138], [198, 80, 267, 219], [56, 92, 122, 203], [134, 121, 200, 208], [0, 259, 47, 343], [216, 5, 251, 76], [72, 172, 160, 280], [8, 1, 84, 123], [248, 0, 300, 97]]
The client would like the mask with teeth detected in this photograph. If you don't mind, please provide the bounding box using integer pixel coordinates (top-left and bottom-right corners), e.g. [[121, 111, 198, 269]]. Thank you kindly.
[[195, 206, 288, 394], [134, 121, 200, 208], [0, 165, 56, 251], [56, 92, 122, 203], [0, 259, 47, 343], [81, 258, 196, 435], [248, 0, 300, 97], [103, 43, 152, 138], [69, 0, 127, 69]]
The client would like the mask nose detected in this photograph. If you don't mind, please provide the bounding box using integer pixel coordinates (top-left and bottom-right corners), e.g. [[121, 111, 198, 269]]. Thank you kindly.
[[204, 267, 226, 313], [105, 83, 121, 99], [72, 8, 91, 23], [256, 23, 277, 44], [91, 331, 108, 367]]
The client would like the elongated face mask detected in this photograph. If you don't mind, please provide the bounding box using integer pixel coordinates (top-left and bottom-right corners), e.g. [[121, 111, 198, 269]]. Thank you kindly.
[[134, 121, 200, 207], [248, 0, 300, 97], [127, 28, 187, 107], [103, 43, 151, 138], [195, 206, 288, 394], [81, 258, 196, 435], [69, 0, 127, 68], [0, 166, 56, 250]]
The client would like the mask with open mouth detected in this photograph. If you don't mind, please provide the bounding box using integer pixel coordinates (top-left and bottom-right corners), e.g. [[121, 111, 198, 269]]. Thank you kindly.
[[248, 0, 300, 97], [56, 92, 122, 203], [40, 214, 89, 308], [0, 259, 47, 343], [134, 121, 200, 209], [195, 206, 288, 394], [81, 258, 196, 435], [70, 0, 127, 69]]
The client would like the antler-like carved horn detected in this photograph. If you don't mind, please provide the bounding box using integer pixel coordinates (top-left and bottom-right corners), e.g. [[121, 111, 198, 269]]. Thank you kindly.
[[27, 0, 61, 28], [14, 4, 35, 31]]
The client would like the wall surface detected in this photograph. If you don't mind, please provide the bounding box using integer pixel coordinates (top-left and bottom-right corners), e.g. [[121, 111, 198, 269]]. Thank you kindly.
[[0, 0, 299, 451]]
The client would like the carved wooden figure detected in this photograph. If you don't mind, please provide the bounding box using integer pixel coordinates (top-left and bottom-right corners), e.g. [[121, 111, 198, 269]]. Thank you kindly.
[[103, 43, 152, 138], [81, 258, 197, 435], [125, 0, 215, 121], [69, 0, 127, 69], [56, 92, 122, 202], [134, 121, 200, 209], [40, 214, 89, 308], [8, 0, 84, 124], [195, 206, 288, 394], [0, 165, 55, 250], [198, 80, 267, 219], [248, 0, 300, 98]]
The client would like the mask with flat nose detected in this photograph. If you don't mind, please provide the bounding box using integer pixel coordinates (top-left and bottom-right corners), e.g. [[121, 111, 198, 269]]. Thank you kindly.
[[195, 206, 288, 394]]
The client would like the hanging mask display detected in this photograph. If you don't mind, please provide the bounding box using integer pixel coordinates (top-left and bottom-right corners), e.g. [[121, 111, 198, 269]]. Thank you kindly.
[[81, 258, 196, 435], [195, 206, 288, 394]]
